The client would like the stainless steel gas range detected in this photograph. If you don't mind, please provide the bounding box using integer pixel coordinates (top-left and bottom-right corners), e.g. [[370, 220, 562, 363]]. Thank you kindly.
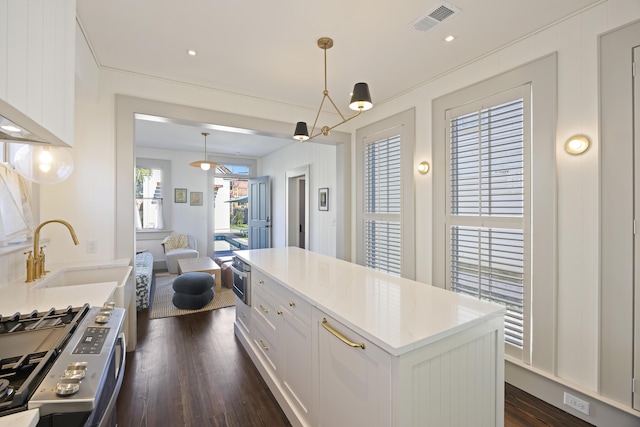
[[0, 303, 126, 427]]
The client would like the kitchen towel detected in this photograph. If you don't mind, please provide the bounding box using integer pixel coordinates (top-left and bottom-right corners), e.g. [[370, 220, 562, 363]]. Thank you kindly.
[[0, 163, 34, 244]]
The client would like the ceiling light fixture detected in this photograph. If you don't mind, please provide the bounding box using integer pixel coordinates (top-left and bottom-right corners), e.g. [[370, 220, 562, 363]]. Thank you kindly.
[[13, 145, 74, 185], [187, 49, 197, 56], [293, 37, 372, 142], [189, 132, 217, 171], [444, 35, 456, 42]]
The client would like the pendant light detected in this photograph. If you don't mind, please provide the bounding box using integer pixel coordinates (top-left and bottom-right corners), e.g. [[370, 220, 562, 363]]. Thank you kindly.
[[13, 145, 74, 185], [293, 37, 373, 142], [189, 132, 217, 171]]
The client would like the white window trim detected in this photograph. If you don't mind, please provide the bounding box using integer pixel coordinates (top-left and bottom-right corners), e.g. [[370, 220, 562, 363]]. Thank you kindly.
[[445, 86, 531, 360], [433, 54, 557, 368], [356, 108, 416, 280]]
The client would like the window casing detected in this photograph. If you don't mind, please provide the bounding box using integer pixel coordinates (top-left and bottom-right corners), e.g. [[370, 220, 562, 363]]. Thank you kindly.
[[433, 54, 557, 367], [356, 109, 415, 280], [446, 91, 530, 355]]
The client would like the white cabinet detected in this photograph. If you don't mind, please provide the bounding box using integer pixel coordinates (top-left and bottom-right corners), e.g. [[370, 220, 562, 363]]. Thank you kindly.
[[279, 285, 313, 425], [248, 269, 314, 426], [251, 276, 280, 374], [314, 311, 391, 427], [0, 0, 76, 147], [234, 295, 251, 336]]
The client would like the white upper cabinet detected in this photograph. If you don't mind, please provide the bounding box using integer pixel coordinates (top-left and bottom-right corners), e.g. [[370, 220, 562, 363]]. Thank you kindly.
[[0, 0, 76, 147]]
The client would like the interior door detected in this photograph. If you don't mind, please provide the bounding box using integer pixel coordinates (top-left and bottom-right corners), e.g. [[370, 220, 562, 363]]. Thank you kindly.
[[248, 176, 271, 249]]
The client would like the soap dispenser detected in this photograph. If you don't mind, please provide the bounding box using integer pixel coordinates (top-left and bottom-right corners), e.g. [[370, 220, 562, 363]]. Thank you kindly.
[[24, 250, 34, 283]]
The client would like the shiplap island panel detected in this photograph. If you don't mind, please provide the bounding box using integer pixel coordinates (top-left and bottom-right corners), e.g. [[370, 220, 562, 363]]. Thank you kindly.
[[233, 247, 506, 427]]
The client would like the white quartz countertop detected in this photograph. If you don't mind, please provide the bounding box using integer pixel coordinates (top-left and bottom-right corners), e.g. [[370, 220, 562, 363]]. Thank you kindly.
[[0, 259, 127, 315], [0, 409, 39, 427], [235, 247, 505, 356]]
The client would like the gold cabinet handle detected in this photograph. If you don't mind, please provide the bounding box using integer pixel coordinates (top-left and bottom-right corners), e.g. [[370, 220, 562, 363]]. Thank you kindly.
[[259, 279, 264, 284], [259, 304, 269, 314], [289, 301, 295, 307], [239, 312, 246, 319], [277, 309, 283, 315], [321, 318, 365, 349], [259, 339, 269, 351]]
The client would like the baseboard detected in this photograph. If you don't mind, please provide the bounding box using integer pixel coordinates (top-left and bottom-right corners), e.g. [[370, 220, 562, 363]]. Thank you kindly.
[[505, 358, 640, 427]]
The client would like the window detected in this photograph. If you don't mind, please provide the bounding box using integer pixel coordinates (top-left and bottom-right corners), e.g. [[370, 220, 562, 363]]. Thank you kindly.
[[433, 54, 557, 366], [364, 135, 402, 276], [215, 164, 250, 176], [446, 94, 528, 350], [356, 109, 415, 279], [136, 158, 171, 231]]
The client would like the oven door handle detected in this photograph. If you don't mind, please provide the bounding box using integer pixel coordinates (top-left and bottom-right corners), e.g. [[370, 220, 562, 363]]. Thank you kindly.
[[230, 265, 249, 279], [97, 332, 126, 427]]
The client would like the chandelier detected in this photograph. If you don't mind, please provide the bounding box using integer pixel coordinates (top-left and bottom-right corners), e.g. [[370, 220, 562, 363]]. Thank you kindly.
[[189, 132, 217, 171], [293, 37, 372, 141]]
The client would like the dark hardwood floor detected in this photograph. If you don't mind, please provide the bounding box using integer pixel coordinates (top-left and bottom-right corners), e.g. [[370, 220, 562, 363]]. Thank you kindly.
[[117, 306, 593, 427]]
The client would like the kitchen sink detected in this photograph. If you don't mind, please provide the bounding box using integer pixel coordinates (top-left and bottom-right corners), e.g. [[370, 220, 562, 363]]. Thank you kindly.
[[33, 264, 132, 289]]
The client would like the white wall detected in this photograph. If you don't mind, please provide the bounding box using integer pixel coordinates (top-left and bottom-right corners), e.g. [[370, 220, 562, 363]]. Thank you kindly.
[[347, 2, 639, 397], [135, 146, 213, 260], [261, 142, 337, 257]]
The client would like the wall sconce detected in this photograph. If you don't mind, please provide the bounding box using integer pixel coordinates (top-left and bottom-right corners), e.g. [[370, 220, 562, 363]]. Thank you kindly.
[[564, 135, 590, 155], [417, 161, 430, 175], [13, 145, 74, 185]]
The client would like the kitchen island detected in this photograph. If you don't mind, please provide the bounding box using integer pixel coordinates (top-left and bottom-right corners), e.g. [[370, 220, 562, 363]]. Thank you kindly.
[[233, 247, 506, 427]]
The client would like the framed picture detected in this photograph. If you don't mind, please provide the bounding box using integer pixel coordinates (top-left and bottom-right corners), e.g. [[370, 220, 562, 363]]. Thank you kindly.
[[174, 188, 187, 203], [190, 191, 203, 206], [318, 187, 329, 211]]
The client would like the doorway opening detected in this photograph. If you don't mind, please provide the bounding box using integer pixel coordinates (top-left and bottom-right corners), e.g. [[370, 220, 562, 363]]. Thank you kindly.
[[286, 165, 310, 249]]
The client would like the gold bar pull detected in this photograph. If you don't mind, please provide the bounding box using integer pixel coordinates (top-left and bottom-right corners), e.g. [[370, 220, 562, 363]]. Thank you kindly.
[[321, 318, 365, 349], [259, 304, 269, 314]]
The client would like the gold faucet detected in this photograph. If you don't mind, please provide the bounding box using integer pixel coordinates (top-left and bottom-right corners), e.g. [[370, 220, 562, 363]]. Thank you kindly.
[[26, 219, 79, 282]]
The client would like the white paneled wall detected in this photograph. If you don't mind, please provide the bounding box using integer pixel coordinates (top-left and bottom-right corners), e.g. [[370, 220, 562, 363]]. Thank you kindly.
[[261, 142, 337, 257]]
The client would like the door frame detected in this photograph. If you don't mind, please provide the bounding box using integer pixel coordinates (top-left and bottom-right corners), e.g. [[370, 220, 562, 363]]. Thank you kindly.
[[285, 165, 310, 250]]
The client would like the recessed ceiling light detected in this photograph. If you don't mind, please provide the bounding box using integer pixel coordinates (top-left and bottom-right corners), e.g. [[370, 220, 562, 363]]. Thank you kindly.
[[187, 49, 197, 56], [444, 35, 456, 42]]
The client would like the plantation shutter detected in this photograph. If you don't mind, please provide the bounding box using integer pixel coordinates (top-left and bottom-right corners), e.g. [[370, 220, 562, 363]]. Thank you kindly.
[[447, 97, 527, 349], [364, 135, 402, 276]]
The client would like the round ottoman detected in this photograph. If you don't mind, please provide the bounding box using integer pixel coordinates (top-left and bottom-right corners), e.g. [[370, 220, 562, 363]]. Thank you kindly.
[[172, 272, 215, 309]]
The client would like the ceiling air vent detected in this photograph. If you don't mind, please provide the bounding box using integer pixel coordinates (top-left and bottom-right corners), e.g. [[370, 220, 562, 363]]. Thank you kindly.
[[411, 1, 461, 32]]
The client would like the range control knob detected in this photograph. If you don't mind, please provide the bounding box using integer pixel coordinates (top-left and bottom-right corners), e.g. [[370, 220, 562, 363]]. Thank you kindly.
[[95, 308, 113, 324], [55, 379, 81, 396], [95, 314, 110, 324], [62, 362, 88, 379]]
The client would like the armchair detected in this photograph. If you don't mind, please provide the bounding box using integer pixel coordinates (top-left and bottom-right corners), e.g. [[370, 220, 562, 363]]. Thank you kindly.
[[163, 234, 199, 274]]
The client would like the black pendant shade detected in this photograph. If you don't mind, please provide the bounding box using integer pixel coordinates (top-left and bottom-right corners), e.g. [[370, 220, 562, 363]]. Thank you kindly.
[[349, 83, 372, 111], [293, 122, 310, 141]]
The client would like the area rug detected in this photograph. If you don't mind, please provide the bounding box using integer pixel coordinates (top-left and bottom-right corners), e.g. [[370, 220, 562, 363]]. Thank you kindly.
[[148, 273, 235, 320]]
